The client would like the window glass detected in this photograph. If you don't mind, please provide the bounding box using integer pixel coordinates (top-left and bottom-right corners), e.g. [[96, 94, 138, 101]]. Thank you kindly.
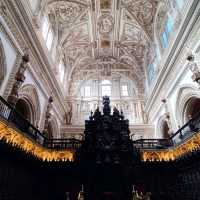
[[166, 15, 174, 33], [161, 32, 168, 48], [156, 47, 161, 61], [101, 80, 111, 85], [85, 86, 91, 97], [176, 0, 184, 8], [121, 85, 129, 96], [148, 63, 156, 84], [59, 61, 65, 83], [46, 29, 53, 50], [42, 16, 49, 39], [42, 16, 54, 51], [102, 85, 111, 96], [161, 15, 174, 49], [101, 80, 111, 96]]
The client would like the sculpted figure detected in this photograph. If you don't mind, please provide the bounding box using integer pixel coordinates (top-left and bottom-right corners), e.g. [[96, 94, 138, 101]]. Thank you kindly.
[[98, 14, 113, 34], [7, 53, 29, 106], [165, 114, 173, 135], [65, 103, 72, 125]]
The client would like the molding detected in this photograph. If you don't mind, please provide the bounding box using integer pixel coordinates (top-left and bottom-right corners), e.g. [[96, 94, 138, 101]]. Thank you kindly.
[[145, 0, 200, 114], [2, 0, 67, 115]]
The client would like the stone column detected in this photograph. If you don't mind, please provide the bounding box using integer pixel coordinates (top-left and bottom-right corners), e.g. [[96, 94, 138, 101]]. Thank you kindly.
[[141, 102, 148, 124], [138, 101, 143, 123], [7, 53, 29, 106], [132, 102, 135, 123]]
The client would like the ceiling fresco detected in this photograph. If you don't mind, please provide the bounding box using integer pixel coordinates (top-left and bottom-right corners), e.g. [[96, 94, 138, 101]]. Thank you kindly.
[[41, 0, 159, 95]]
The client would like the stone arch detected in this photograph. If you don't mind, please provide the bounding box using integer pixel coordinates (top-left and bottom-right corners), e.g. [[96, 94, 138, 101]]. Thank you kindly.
[[18, 84, 41, 126], [0, 37, 6, 88], [183, 97, 200, 121], [69, 70, 141, 97], [175, 85, 200, 126], [15, 98, 33, 122]]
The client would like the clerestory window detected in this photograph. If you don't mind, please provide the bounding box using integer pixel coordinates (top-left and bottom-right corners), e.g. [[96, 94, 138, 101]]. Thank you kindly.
[[42, 16, 54, 50], [101, 80, 111, 96], [121, 85, 129, 96]]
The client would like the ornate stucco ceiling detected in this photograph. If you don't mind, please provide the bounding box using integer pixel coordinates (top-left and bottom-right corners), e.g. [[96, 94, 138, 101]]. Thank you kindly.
[[42, 0, 159, 96]]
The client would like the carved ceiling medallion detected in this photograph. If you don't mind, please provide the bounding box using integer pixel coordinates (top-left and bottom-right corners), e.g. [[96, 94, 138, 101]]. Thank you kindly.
[[48, 1, 86, 26], [98, 14, 114, 35], [59, 4, 81, 22]]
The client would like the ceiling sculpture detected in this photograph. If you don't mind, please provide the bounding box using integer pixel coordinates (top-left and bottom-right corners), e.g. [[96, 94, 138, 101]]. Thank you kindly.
[[41, 0, 159, 96]]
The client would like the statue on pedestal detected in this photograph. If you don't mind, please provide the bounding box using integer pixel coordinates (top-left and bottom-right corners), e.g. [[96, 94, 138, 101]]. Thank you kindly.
[[7, 53, 29, 106], [133, 191, 151, 200], [64, 102, 72, 125], [43, 96, 53, 138], [187, 54, 200, 85], [78, 185, 84, 200], [165, 113, 173, 136]]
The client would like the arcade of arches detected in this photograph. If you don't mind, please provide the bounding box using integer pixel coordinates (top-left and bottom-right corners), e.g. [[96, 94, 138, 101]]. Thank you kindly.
[[1, 0, 200, 200]]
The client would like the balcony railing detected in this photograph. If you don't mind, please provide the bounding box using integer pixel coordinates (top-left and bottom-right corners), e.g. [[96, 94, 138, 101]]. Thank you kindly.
[[0, 96, 82, 151], [132, 138, 173, 150], [132, 111, 200, 149], [0, 96, 200, 151]]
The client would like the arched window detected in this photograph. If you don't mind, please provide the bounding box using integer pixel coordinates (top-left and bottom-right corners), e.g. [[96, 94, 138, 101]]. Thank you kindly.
[[176, 0, 184, 9], [58, 61, 65, 83], [156, 47, 161, 61], [42, 16, 54, 50], [184, 97, 200, 122], [121, 85, 129, 96], [101, 80, 111, 96], [161, 15, 174, 49], [147, 63, 156, 84], [15, 99, 32, 122], [84, 86, 91, 97]]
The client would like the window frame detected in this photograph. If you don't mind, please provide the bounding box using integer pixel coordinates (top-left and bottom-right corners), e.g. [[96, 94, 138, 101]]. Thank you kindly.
[[101, 80, 112, 96], [160, 15, 174, 49], [84, 86, 91, 97], [121, 85, 129, 97], [58, 61, 65, 84], [42, 16, 54, 50]]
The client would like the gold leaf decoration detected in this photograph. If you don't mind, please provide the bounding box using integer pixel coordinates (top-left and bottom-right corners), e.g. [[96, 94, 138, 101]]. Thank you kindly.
[[1, 119, 200, 163], [0, 121, 75, 162], [141, 133, 200, 162]]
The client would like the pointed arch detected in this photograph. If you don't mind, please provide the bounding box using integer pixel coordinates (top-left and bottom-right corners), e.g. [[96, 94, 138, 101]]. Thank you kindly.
[[175, 85, 200, 126], [18, 84, 41, 126]]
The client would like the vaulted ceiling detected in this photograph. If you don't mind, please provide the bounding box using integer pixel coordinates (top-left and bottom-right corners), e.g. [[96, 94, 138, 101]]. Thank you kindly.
[[43, 0, 159, 96]]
